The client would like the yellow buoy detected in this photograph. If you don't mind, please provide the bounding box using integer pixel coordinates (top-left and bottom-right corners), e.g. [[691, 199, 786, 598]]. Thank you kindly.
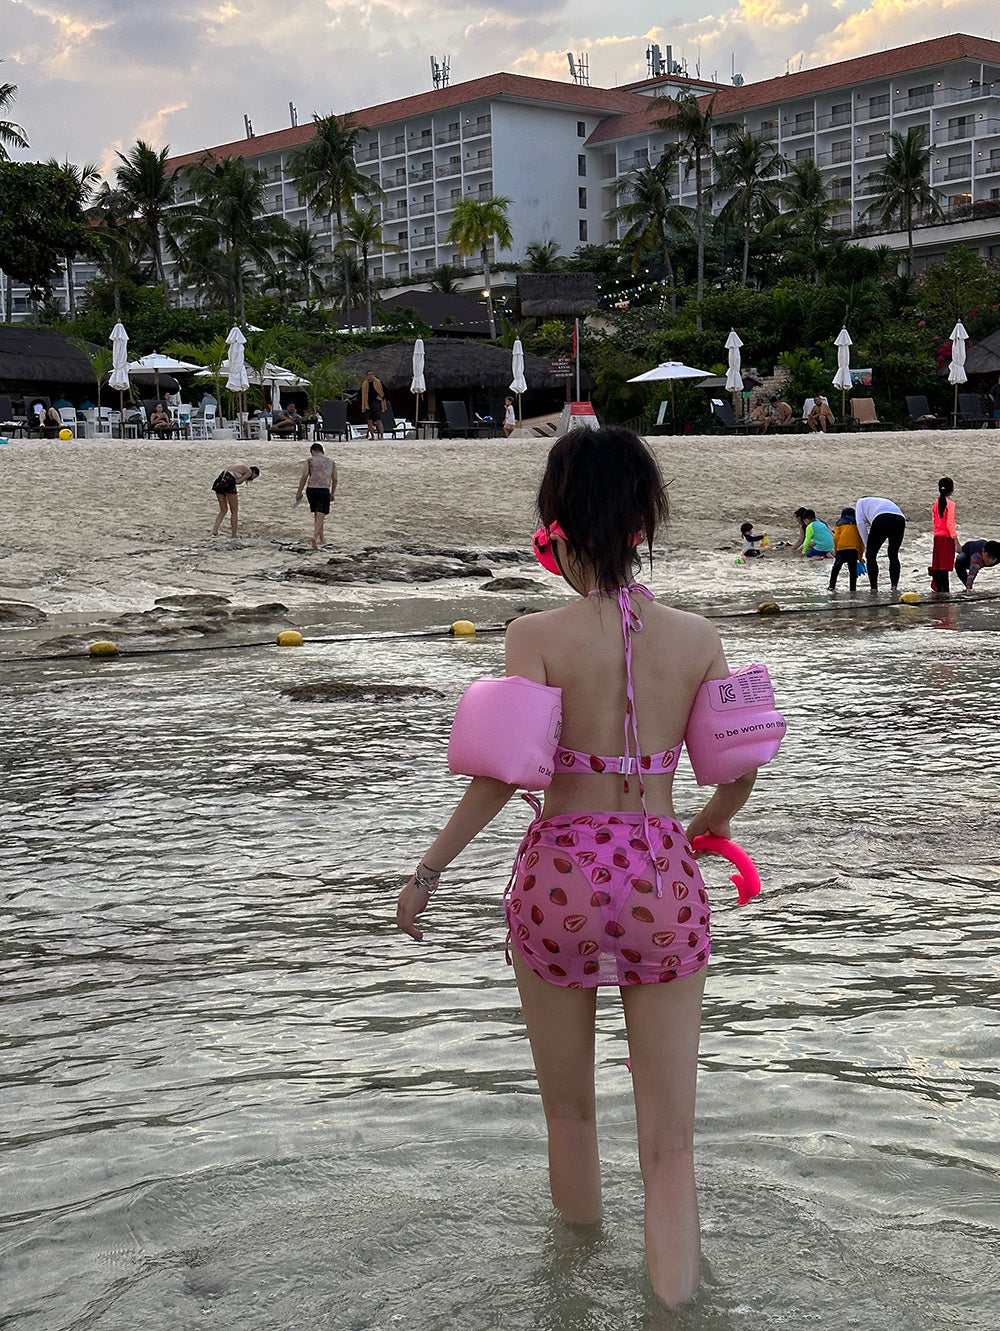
[[451, 620, 476, 636], [757, 601, 780, 615], [277, 630, 304, 647], [899, 592, 922, 605], [89, 640, 119, 657], [58, 428, 72, 441]]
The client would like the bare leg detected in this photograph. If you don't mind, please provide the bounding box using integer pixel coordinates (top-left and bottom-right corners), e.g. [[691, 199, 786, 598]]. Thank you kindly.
[[511, 950, 602, 1223], [228, 493, 238, 537], [314, 509, 325, 546], [621, 968, 706, 1309], [212, 492, 228, 535]]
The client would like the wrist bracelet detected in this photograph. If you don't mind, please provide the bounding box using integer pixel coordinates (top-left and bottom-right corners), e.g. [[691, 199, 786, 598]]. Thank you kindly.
[[413, 861, 441, 894]]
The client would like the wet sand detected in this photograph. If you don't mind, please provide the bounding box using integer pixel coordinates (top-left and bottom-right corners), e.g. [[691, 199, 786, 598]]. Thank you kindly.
[[0, 429, 996, 652]]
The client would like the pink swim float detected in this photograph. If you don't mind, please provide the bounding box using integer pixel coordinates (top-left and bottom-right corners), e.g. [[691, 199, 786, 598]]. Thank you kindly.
[[690, 835, 761, 905], [448, 675, 563, 788], [684, 664, 786, 785]]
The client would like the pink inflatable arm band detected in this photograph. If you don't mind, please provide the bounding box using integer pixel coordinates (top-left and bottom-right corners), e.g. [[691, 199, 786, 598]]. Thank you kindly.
[[448, 675, 563, 789], [684, 663, 786, 786], [690, 835, 761, 905]]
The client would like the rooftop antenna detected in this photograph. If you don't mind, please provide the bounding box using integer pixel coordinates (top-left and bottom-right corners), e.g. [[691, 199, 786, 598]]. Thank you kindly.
[[647, 43, 665, 78], [732, 53, 744, 86], [567, 51, 589, 85], [430, 55, 450, 89], [288, 101, 298, 128], [243, 114, 254, 140]]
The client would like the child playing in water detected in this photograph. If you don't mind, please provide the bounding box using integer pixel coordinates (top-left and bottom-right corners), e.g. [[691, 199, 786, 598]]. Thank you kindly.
[[799, 510, 834, 558], [739, 521, 767, 558], [829, 507, 865, 591], [956, 539, 1000, 592]]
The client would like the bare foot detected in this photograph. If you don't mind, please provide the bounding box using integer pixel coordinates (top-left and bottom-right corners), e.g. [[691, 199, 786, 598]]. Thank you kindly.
[[311, 537, 318, 550]]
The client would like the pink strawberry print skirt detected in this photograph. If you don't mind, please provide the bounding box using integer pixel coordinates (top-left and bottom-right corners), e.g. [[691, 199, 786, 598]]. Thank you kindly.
[[505, 812, 711, 988]]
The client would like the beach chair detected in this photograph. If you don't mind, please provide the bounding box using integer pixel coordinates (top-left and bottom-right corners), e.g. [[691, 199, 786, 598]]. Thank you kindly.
[[0, 393, 15, 425], [440, 400, 490, 438], [710, 400, 754, 433], [957, 393, 989, 427], [905, 395, 945, 428], [849, 397, 884, 430], [380, 406, 408, 439], [317, 399, 348, 441], [57, 408, 81, 438]]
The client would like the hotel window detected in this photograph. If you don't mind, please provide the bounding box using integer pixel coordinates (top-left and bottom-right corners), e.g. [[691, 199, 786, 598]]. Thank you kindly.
[[831, 101, 851, 125], [794, 111, 813, 132], [795, 147, 812, 161], [579, 219, 588, 241], [579, 187, 587, 209], [578, 153, 587, 177], [867, 93, 889, 117], [948, 115, 974, 139], [907, 83, 933, 108], [991, 148, 1000, 170], [832, 138, 851, 163], [577, 121, 586, 137]]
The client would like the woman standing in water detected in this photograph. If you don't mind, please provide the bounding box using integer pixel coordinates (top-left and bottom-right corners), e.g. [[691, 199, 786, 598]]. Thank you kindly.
[[397, 427, 779, 1306]]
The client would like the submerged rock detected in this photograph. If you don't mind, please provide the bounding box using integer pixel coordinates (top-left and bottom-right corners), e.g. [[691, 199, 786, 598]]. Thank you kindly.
[[481, 576, 545, 592], [283, 679, 445, 703], [154, 593, 232, 609], [289, 551, 493, 584], [0, 601, 47, 623]]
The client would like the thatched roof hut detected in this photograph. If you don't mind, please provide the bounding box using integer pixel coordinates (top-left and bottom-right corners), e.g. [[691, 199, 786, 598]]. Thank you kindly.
[[334, 338, 592, 391], [336, 291, 491, 336], [515, 274, 598, 319], [0, 327, 97, 395], [964, 328, 1000, 376]]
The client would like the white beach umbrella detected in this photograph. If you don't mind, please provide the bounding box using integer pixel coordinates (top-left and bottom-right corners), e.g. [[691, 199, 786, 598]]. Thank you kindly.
[[225, 326, 250, 393], [510, 338, 527, 425], [948, 319, 969, 423], [108, 321, 130, 426], [832, 326, 853, 419], [126, 349, 202, 398], [410, 336, 426, 423], [628, 360, 711, 424], [724, 329, 744, 393]]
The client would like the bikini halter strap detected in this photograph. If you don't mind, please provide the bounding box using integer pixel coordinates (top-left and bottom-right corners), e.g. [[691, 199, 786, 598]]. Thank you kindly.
[[588, 582, 664, 895]]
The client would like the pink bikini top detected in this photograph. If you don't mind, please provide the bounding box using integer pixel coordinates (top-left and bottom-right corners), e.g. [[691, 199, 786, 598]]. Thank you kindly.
[[553, 583, 681, 779]]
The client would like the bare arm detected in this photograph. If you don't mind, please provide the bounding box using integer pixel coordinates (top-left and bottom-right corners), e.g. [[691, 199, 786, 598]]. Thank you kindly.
[[685, 621, 757, 843], [295, 459, 309, 499], [330, 463, 338, 500]]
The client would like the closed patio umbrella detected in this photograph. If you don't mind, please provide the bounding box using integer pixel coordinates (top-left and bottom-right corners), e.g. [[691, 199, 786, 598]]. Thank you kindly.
[[948, 320, 968, 425], [833, 327, 853, 420], [725, 329, 744, 421], [510, 338, 527, 425], [627, 360, 710, 424], [226, 326, 250, 436], [109, 322, 130, 428], [410, 337, 426, 424]]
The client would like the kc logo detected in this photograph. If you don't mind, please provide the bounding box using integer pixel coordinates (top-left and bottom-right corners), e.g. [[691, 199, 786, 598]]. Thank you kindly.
[[719, 681, 737, 704]]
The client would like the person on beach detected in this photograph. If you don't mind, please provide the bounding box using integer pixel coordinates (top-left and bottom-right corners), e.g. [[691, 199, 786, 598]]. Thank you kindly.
[[397, 426, 768, 1308], [799, 509, 834, 558], [855, 496, 906, 593], [295, 442, 338, 549], [739, 521, 767, 558], [807, 396, 835, 432], [829, 508, 865, 591], [955, 539, 1000, 592], [989, 375, 1000, 425], [793, 506, 810, 546], [360, 371, 386, 439], [211, 463, 260, 537], [929, 477, 961, 593], [503, 396, 516, 438], [271, 403, 302, 438], [41, 404, 64, 438], [148, 401, 172, 438]]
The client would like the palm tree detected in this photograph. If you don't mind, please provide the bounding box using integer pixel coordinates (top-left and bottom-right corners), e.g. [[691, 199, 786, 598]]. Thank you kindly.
[[613, 151, 691, 314], [86, 184, 137, 319], [446, 194, 513, 338], [430, 262, 459, 293], [289, 113, 383, 332], [653, 91, 718, 328], [863, 127, 942, 275], [182, 156, 292, 322], [714, 129, 785, 285], [280, 223, 330, 303], [337, 204, 399, 332], [46, 159, 100, 319], [772, 158, 837, 281], [524, 239, 564, 272], [0, 66, 28, 160], [115, 140, 177, 298]]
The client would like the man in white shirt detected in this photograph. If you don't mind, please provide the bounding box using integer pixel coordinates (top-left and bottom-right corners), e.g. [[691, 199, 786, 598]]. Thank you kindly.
[[855, 496, 906, 593]]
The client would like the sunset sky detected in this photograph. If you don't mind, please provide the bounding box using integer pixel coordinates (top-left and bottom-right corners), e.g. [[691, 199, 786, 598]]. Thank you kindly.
[[3, 0, 998, 174]]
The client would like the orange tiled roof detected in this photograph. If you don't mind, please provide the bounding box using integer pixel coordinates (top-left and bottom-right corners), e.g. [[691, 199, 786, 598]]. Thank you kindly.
[[587, 32, 1000, 144], [166, 72, 649, 170]]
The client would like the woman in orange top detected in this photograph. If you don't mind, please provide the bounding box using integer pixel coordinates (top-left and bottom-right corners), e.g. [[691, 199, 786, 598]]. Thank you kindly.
[[929, 477, 961, 593]]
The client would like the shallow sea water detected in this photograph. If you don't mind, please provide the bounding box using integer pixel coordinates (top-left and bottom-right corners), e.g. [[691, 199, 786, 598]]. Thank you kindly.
[[3, 584, 1000, 1330]]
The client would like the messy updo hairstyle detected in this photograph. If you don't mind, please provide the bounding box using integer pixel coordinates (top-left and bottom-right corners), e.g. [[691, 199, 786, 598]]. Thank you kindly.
[[536, 426, 668, 594], [937, 476, 954, 519]]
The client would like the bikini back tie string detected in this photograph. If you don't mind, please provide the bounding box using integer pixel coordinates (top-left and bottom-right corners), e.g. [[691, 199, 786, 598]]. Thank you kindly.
[[588, 582, 665, 896]]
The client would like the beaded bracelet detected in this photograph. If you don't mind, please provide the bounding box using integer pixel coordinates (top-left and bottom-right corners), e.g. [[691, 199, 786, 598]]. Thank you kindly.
[[413, 861, 441, 894]]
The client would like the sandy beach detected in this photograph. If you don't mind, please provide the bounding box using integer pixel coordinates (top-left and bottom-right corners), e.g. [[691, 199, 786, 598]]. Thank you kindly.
[[1, 428, 997, 652]]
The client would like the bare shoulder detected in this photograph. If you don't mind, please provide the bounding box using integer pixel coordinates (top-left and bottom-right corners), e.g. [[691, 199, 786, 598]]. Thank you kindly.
[[651, 601, 722, 645], [504, 607, 564, 651]]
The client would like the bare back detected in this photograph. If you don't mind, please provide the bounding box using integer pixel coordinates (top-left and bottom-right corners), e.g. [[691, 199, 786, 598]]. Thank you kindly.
[[505, 593, 727, 818]]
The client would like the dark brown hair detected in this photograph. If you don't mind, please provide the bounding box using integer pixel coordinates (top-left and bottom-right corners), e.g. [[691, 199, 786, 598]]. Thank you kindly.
[[536, 426, 668, 593]]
